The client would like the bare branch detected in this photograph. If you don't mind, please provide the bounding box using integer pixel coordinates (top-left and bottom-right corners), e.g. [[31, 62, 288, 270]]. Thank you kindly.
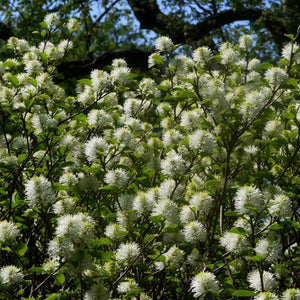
[[56, 48, 150, 80]]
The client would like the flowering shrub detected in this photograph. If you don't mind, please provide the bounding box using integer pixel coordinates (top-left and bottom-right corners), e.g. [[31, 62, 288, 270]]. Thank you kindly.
[[0, 14, 299, 299]]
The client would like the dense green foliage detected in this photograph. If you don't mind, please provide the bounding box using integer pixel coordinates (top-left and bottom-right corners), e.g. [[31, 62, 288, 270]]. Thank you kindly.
[[0, 15, 299, 299]]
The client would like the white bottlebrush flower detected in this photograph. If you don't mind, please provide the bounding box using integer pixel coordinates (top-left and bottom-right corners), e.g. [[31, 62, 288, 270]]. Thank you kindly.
[[115, 242, 140, 266], [25, 175, 54, 207], [148, 52, 163, 67], [265, 67, 288, 88], [111, 66, 130, 86], [248, 270, 276, 292], [59, 172, 78, 188], [220, 231, 249, 253], [281, 42, 300, 63], [56, 213, 95, 243], [158, 179, 183, 200], [114, 127, 134, 148], [155, 36, 173, 53], [58, 39, 73, 54], [268, 194, 291, 218], [77, 87, 95, 105], [234, 185, 264, 216], [244, 145, 258, 155], [180, 110, 202, 131], [48, 236, 74, 260], [282, 288, 300, 300], [0, 220, 19, 244], [42, 259, 60, 273], [25, 59, 43, 74], [84, 136, 108, 163], [239, 87, 271, 119], [87, 109, 112, 128], [162, 129, 183, 147], [117, 279, 139, 294], [84, 284, 110, 300], [254, 292, 279, 300], [90, 69, 111, 93], [183, 221, 207, 243], [161, 149, 186, 177], [67, 18, 80, 32], [180, 205, 196, 223], [190, 191, 214, 215], [53, 197, 75, 215], [112, 58, 127, 68], [44, 13, 60, 27], [188, 130, 216, 153], [169, 55, 187, 74], [248, 59, 261, 71], [221, 47, 238, 65], [152, 198, 180, 225], [104, 168, 129, 188], [164, 245, 184, 268], [139, 78, 160, 98], [264, 120, 283, 138], [7, 37, 29, 54], [239, 35, 253, 50], [254, 239, 282, 263], [104, 223, 125, 240], [133, 191, 154, 215], [247, 71, 261, 82], [0, 265, 24, 285], [31, 113, 57, 134], [191, 272, 220, 298], [193, 46, 213, 67]]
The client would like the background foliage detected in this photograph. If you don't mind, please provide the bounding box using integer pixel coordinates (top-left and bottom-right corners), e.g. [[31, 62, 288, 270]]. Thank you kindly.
[[0, 1, 299, 299]]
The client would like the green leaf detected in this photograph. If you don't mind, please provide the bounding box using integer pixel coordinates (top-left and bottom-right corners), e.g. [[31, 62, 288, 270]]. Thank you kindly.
[[225, 210, 240, 217], [164, 224, 179, 233], [7, 75, 19, 86], [149, 215, 163, 224], [126, 289, 145, 297], [38, 52, 48, 61], [15, 242, 27, 256], [144, 234, 158, 243], [41, 31, 47, 38], [258, 63, 273, 70], [230, 227, 247, 235], [40, 21, 48, 29], [282, 112, 295, 120], [45, 293, 61, 300], [205, 180, 221, 188], [97, 237, 112, 246], [75, 113, 87, 121], [99, 185, 115, 191], [284, 33, 295, 41], [249, 255, 262, 262], [156, 85, 169, 91], [29, 267, 45, 275], [233, 290, 257, 297], [1, 246, 12, 252], [78, 78, 92, 86], [292, 221, 300, 230], [269, 223, 283, 231], [54, 273, 65, 285], [284, 78, 299, 88]]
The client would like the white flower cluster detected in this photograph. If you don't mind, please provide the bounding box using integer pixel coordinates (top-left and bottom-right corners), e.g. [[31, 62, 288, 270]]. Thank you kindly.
[[25, 175, 54, 207], [0, 265, 23, 285], [191, 272, 220, 298], [0, 220, 19, 244]]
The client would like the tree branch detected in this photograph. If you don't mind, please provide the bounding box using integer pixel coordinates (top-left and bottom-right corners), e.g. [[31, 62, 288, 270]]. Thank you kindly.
[[0, 21, 14, 40], [56, 48, 150, 80], [127, 0, 263, 44]]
